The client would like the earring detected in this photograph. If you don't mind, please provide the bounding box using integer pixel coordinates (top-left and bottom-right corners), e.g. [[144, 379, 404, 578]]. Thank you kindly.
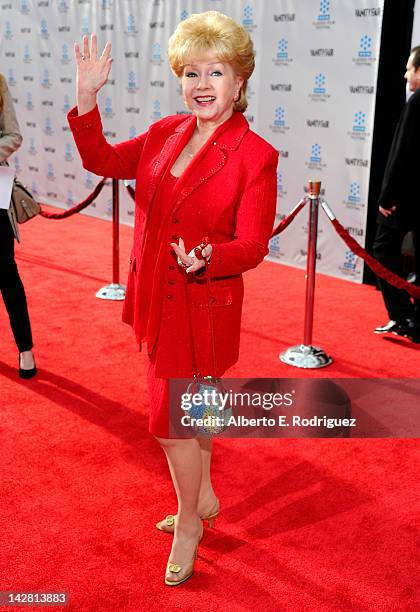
[[234, 90, 240, 102]]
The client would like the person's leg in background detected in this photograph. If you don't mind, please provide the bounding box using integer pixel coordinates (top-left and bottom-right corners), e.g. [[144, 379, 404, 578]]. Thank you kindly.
[[0, 210, 36, 375], [372, 220, 420, 341]]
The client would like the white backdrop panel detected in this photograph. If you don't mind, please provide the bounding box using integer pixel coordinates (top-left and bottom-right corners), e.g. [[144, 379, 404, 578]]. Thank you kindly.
[[0, 0, 383, 282]]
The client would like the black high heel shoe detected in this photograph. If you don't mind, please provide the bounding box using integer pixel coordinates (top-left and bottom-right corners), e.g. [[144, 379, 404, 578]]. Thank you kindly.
[[19, 353, 37, 379]]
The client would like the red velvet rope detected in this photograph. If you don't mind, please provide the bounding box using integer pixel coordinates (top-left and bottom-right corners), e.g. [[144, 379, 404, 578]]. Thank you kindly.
[[271, 198, 307, 238], [330, 217, 420, 299], [39, 178, 107, 219]]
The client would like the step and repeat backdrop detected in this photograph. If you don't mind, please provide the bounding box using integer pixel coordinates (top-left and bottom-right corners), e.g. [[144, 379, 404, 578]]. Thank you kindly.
[[0, 0, 384, 282]]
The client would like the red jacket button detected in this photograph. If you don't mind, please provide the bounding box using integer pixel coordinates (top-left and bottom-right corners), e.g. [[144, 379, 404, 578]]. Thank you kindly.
[[166, 294, 173, 300]]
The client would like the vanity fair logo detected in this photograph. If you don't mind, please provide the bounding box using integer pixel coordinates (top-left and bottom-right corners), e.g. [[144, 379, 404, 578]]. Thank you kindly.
[[310, 48, 334, 57], [345, 157, 369, 167], [1, 3, 12, 9], [345, 226, 364, 238], [353, 35, 377, 66], [306, 119, 329, 128], [125, 107, 140, 114], [273, 38, 293, 67], [100, 24, 114, 31], [313, 0, 335, 29], [150, 21, 165, 28], [349, 85, 375, 94], [355, 7, 381, 17], [150, 80, 165, 88], [28, 165, 39, 173], [270, 107, 290, 134], [343, 182, 364, 210], [125, 51, 140, 59], [271, 83, 292, 92], [273, 13, 295, 22]]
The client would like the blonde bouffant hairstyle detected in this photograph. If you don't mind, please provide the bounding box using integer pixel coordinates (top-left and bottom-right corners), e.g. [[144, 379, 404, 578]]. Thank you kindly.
[[167, 11, 255, 113]]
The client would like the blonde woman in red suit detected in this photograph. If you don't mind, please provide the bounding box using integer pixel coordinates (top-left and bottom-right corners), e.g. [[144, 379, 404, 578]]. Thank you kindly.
[[68, 11, 278, 585]]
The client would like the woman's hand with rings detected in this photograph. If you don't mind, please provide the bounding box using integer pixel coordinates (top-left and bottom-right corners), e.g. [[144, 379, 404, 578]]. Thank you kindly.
[[170, 237, 212, 274], [74, 33, 113, 96]]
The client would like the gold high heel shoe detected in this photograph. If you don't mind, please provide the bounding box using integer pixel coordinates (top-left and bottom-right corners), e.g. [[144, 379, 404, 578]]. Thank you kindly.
[[164, 525, 204, 586], [156, 497, 220, 534]]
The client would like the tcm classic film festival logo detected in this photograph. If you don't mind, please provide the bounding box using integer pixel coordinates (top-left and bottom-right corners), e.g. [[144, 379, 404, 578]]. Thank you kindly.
[[353, 35, 377, 66], [313, 0, 335, 29]]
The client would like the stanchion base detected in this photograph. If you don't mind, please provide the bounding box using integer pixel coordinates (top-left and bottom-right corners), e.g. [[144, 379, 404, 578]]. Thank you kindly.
[[280, 344, 333, 369], [96, 283, 126, 301]]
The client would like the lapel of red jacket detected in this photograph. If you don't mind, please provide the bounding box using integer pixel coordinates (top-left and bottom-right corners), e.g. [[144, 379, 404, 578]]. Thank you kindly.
[[171, 112, 249, 215], [146, 114, 196, 207]]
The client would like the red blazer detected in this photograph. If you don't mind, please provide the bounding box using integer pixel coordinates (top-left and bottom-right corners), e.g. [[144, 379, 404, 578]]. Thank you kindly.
[[68, 106, 278, 377]]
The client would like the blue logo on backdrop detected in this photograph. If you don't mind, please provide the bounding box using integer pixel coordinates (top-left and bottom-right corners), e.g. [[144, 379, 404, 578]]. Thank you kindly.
[[106, 198, 113, 217], [314, 73, 326, 94], [61, 44, 71, 64], [126, 14, 138, 35], [348, 182, 361, 203], [101, 0, 111, 8], [25, 92, 34, 111], [127, 71, 139, 93], [44, 118, 54, 136], [19, 0, 30, 15], [23, 45, 31, 63], [13, 156, 22, 173], [276, 172, 287, 199], [180, 10, 189, 22], [40, 19, 49, 39], [7, 69, 16, 86], [314, 0, 335, 28], [66, 190, 74, 207], [277, 39, 288, 60], [152, 100, 162, 121], [84, 171, 94, 189], [152, 42, 162, 61], [63, 95, 71, 113], [58, 0, 69, 12], [353, 111, 366, 132], [128, 126, 137, 139], [318, 0, 330, 21], [81, 16, 90, 35], [104, 96, 115, 118], [28, 138, 37, 155], [310, 144, 322, 164], [274, 107, 285, 128], [343, 250, 357, 272], [358, 35, 372, 58], [47, 163, 56, 181], [4, 21, 13, 40], [64, 144, 74, 162], [243, 5, 253, 26], [273, 39, 292, 66], [31, 181, 39, 197], [42, 69, 51, 88]]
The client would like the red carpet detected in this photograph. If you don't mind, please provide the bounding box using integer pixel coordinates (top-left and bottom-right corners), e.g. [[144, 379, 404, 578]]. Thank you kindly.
[[0, 209, 419, 611]]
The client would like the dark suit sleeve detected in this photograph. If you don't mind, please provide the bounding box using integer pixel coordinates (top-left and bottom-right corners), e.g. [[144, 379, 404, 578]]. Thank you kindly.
[[379, 90, 420, 208]]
